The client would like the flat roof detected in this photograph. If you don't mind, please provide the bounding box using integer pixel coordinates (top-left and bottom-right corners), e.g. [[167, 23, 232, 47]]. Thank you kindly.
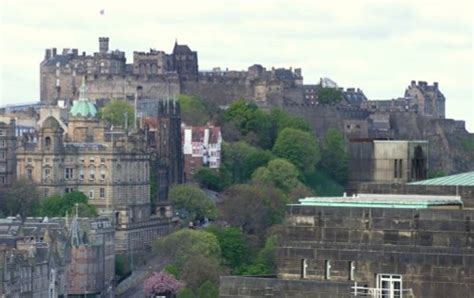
[[409, 171, 474, 186], [296, 193, 462, 209]]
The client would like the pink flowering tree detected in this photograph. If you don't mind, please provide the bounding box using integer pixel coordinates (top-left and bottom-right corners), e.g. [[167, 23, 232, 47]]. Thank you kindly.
[[143, 271, 184, 297]]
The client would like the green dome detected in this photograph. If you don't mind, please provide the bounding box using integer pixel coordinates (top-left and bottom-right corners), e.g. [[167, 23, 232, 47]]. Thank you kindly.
[[70, 79, 97, 118]]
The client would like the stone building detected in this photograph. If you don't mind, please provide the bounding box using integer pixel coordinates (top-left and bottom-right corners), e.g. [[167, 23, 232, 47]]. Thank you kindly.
[[16, 81, 172, 253], [182, 124, 222, 180], [220, 194, 474, 297], [348, 140, 429, 190], [405, 80, 446, 118], [0, 119, 16, 186]]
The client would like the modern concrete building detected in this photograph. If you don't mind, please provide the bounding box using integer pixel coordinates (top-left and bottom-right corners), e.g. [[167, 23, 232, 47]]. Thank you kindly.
[[348, 140, 429, 190]]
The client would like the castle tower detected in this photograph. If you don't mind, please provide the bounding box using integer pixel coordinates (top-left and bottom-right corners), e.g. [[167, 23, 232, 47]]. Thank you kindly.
[[99, 37, 109, 54]]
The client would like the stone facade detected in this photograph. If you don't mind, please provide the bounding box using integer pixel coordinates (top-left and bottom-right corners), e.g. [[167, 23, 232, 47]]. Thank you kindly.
[[0, 119, 16, 186], [221, 201, 474, 297], [405, 80, 446, 118]]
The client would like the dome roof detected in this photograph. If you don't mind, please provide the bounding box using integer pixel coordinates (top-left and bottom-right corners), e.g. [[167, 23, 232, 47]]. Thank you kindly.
[[70, 79, 97, 118]]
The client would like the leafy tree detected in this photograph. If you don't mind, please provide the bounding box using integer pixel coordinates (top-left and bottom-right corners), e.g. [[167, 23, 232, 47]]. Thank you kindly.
[[288, 184, 315, 203], [180, 255, 224, 290], [220, 184, 287, 235], [176, 288, 195, 298], [224, 100, 272, 148], [317, 87, 343, 104], [39, 191, 97, 217], [143, 271, 184, 296], [252, 158, 303, 194], [237, 234, 279, 275], [206, 226, 250, 271], [178, 95, 211, 126], [306, 171, 344, 196], [1, 178, 40, 217], [169, 184, 218, 221], [319, 129, 348, 184], [198, 280, 219, 298], [164, 264, 180, 278], [428, 170, 446, 179], [100, 99, 135, 128], [153, 229, 221, 267], [273, 128, 320, 175], [269, 108, 312, 143], [193, 168, 223, 191], [221, 141, 273, 184], [115, 255, 130, 277]]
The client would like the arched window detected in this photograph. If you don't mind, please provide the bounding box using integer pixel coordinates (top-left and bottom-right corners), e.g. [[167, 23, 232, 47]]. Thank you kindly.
[[45, 137, 51, 148]]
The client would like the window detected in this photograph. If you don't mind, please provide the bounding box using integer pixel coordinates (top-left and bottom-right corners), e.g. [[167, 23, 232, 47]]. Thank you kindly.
[[44, 168, 51, 180], [394, 160, 398, 178], [0, 140, 5, 147], [100, 167, 106, 180], [44, 137, 51, 148], [325, 260, 331, 280], [89, 189, 94, 199], [0, 129, 4, 136], [100, 157, 105, 164], [0, 151, 5, 160], [377, 274, 402, 298], [80, 157, 85, 163], [398, 159, 403, 179], [65, 168, 74, 180], [65, 187, 74, 193], [349, 261, 355, 281], [90, 157, 95, 163], [300, 259, 307, 279], [89, 167, 95, 180], [26, 168, 33, 180], [27, 158, 32, 163], [0, 176, 5, 184], [99, 188, 105, 199], [79, 168, 84, 180]]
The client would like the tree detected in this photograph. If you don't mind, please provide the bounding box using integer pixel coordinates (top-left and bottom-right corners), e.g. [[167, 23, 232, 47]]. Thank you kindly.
[[252, 158, 303, 194], [219, 184, 287, 235], [180, 255, 224, 290], [1, 178, 39, 217], [206, 226, 250, 271], [178, 95, 211, 126], [269, 108, 312, 144], [100, 99, 134, 128], [153, 229, 221, 267], [143, 271, 184, 296], [317, 87, 343, 104], [224, 100, 272, 148], [238, 234, 279, 275], [39, 191, 97, 217], [272, 128, 320, 175], [221, 141, 273, 184], [194, 168, 223, 191], [169, 185, 218, 221], [176, 288, 195, 298], [320, 129, 348, 184], [198, 280, 219, 298]]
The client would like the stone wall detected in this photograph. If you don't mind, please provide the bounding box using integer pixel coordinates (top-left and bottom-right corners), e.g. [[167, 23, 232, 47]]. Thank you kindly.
[[280, 205, 474, 298], [219, 276, 353, 298]]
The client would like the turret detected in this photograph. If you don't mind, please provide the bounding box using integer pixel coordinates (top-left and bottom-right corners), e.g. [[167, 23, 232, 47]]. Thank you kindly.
[[99, 37, 109, 54]]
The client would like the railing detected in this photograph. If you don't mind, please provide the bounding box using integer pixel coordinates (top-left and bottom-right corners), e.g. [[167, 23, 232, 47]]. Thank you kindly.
[[351, 282, 414, 297]]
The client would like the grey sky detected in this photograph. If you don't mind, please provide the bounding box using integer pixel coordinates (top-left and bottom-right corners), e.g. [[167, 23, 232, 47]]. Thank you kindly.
[[0, 0, 472, 130]]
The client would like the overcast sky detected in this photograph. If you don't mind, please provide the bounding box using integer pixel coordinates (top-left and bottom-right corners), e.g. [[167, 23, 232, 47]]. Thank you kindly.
[[1, 0, 473, 130]]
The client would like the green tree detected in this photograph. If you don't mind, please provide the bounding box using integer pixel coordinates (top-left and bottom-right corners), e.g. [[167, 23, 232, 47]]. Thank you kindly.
[[269, 108, 312, 143], [193, 168, 222, 191], [206, 226, 250, 271], [220, 184, 287, 235], [1, 178, 39, 217], [319, 129, 348, 184], [178, 95, 211, 126], [39, 191, 97, 217], [238, 234, 279, 275], [180, 255, 224, 291], [252, 158, 303, 194], [153, 229, 221, 267], [176, 288, 195, 298], [100, 99, 135, 128], [317, 87, 343, 104], [224, 100, 272, 148], [169, 185, 218, 221], [221, 141, 273, 184], [272, 128, 320, 175], [197, 280, 219, 298]]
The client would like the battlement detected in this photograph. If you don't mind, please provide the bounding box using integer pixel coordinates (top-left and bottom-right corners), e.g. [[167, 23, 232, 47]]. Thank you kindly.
[[410, 80, 439, 91]]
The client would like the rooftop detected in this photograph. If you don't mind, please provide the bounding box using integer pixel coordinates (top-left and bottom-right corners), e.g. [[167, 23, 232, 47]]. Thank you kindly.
[[296, 193, 462, 209], [409, 171, 474, 186]]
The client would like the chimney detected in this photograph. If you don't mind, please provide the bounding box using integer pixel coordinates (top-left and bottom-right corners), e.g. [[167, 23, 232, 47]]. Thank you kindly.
[[99, 37, 109, 54], [45, 49, 52, 60], [433, 82, 438, 89], [52, 48, 57, 57]]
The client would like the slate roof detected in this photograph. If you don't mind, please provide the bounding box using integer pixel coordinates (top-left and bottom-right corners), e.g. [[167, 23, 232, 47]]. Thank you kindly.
[[409, 171, 474, 186]]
